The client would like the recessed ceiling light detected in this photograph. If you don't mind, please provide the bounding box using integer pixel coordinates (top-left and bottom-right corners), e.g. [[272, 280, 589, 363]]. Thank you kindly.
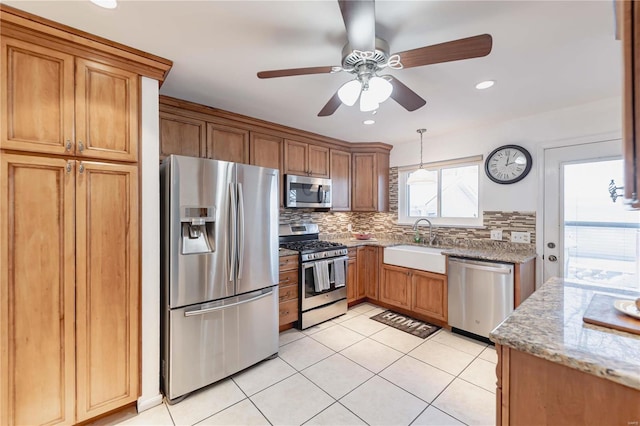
[[363, 120, 375, 125], [90, 0, 117, 9], [475, 80, 495, 90]]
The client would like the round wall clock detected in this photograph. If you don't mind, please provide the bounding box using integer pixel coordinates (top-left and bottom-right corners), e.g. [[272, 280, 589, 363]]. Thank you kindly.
[[485, 145, 532, 184]]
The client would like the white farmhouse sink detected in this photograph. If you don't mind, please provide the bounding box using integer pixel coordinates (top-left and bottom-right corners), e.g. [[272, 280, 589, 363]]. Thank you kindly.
[[383, 245, 446, 274]]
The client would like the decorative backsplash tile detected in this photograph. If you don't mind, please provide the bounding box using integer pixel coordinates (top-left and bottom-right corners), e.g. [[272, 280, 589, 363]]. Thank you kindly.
[[280, 167, 536, 252]]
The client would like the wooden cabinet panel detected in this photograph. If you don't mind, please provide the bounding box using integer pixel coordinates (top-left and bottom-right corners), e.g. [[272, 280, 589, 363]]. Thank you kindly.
[[279, 284, 298, 303], [1, 154, 76, 426], [381, 264, 411, 309], [279, 255, 298, 272], [308, 145, 329, 177], [279, 269, 298, 289], [250, 133, 283, 206], [356, 246, 379, 300], [284, 139, 329, 177], [1, 38, 74, 156], [284, 139, 308, 175], [75, 161, 139, 421], [411, 270, 447, 322], [352, 152, 389, 212], [159, 111, 206, 160], [621, 0, 640, 209], [279, 299, 298, 327], [330, 149, 351, 211], [75, 58, 139, 162], [206, 123, 249, 164], [346, 257, 358, 303], [356, 247, 367, 300]]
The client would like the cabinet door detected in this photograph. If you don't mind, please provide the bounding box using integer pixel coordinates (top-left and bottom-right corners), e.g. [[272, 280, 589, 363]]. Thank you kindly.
[[352, 153, 377, 211], [159, 111, 206, 160], [283, 139, 308, 175], [356, 247, 367, 299], [380, 264, 411, 309], [1, 38, 74, 156], [365, 246, 380, 300], [346, 257, 358, 303], [1, 154, 76, 426], [75, 58, 139, 162], [206, 123, 249, 163], [75, 161, 139, 421], [411, 270, 447, 321], [250, 133, 283, 206], [308, 144, 329, 177], [330, 149, 351, 211]]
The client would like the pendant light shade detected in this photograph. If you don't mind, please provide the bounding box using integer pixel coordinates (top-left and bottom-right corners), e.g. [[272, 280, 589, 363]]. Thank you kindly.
[[337, 79, 362, 106], [406, 128, 436, 185]]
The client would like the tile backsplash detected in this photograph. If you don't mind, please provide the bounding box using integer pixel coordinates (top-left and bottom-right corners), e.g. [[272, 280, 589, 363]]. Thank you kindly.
[[280, 167, 536, 252]]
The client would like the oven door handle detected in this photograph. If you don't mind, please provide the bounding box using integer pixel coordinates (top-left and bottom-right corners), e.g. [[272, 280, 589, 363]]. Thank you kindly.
[[302, 255, 348, 268]]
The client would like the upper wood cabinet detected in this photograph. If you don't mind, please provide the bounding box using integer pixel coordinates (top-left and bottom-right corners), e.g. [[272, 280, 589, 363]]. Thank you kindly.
[[284, 139, 329, 177], [250, 132, 283, 206], [206, 123, 249, 164], [159, 111, 206, 160], [352, 151, 389, 212], [620, 0, 640, 209], [330, 149, 351, 211], [1, 38, 139, 162]]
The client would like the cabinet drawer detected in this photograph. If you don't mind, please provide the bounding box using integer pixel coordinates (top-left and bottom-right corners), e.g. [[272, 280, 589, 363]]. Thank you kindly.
[[278, 255, 298, 272], [279, 299, 298, 326], [279, 269, 298, 287], [279, 284, 298, 302], [347, 247, 357, 259]]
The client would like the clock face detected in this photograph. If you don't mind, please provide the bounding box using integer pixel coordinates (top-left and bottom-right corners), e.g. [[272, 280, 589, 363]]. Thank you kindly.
[[485, 145, 532, 184]]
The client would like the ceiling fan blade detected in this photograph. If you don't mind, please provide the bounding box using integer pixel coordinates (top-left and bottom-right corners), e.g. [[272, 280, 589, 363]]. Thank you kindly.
[[395, 34, 493, 69], [318, 92, 342, 117], [388, 77, 426, 112], [257, 66, 335, 79], [338, 0, 376, 52]]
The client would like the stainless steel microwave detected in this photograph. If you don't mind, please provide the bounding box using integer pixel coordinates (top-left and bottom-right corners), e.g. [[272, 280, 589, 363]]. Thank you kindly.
[[285, 175, 332, 208]]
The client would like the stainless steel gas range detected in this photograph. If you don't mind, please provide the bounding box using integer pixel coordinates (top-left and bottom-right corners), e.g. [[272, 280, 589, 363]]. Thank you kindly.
[[279, 224, 348, 329]]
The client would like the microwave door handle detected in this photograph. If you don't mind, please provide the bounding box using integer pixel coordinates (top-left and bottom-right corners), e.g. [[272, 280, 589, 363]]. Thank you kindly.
[[317, 185, 323, 203]]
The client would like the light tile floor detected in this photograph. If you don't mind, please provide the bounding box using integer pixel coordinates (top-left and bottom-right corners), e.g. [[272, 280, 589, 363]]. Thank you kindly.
[[102, 303, 496, 426]]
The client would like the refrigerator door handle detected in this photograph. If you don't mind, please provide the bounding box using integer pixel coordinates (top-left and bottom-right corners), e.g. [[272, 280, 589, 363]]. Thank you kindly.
[[237, 182, 245, 279], [183, 289, 274, 316], [228, 182, 237, 282]]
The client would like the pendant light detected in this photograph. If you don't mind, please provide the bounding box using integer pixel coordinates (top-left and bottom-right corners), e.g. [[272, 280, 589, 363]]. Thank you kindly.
[[406, 128, 434, 185]]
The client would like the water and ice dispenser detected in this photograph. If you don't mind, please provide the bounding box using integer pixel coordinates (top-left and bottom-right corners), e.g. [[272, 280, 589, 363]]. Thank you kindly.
[[181, 207, 215, 255]]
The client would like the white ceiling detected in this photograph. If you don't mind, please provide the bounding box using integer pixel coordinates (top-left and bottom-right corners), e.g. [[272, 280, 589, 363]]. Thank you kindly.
[[5, 0, 622, 146]]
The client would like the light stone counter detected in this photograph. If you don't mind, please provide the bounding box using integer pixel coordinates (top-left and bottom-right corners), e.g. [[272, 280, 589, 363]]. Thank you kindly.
[[490, 277, 640, 390], [278, 248, 298, 257]]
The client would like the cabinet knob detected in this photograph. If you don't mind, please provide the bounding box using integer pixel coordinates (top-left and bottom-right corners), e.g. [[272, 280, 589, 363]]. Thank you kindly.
[[65, 140, 72, 152], [78, 162, 85, 174], [65, 161, 73, 174], [78, 141, 85, 152]]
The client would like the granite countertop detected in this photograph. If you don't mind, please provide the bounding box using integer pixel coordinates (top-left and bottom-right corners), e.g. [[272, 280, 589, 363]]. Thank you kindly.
[[278, 248, 298, 257], [490, 277, 640, 390]]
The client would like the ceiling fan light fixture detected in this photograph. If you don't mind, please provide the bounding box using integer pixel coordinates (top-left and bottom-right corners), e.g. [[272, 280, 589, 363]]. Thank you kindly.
[[475, 80, 495, 90], [90, 0, 117, 9], [368, 76, 393, 103], [337, 79, 362, 106], [363, 119, 375, 125], [359, 89, 379, 112]]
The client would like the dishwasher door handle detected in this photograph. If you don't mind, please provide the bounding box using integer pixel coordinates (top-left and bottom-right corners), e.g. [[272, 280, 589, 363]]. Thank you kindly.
[[449, 259, 512, 274]]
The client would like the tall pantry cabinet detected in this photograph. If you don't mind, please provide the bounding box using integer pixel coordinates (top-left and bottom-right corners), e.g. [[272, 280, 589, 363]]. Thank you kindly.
[[0, 5, 172, 425]]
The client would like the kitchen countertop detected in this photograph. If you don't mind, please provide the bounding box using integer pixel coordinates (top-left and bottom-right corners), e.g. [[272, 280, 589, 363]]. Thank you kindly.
[[278, 248, 298, 257], [490, 277, 640, 390]]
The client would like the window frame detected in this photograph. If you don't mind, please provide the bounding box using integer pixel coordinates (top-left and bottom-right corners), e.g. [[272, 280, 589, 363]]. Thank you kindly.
[[397, 156, 483, 227]]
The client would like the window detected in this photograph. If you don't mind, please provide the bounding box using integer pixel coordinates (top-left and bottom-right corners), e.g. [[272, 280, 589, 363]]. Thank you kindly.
[[398, 157, 481, 226]]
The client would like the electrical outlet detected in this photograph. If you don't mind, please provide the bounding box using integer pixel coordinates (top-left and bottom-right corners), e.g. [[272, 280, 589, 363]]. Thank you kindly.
[[490, 229, 503, 240], [511, 231, 531, 243], [347, 224, 353, 232]]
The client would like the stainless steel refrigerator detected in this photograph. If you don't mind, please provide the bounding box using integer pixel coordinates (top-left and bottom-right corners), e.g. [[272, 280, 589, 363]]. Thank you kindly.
[[160, 155, 279, 403]]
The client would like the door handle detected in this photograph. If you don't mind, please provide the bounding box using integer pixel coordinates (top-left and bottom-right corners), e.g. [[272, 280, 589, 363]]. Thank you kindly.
[[548, 255, 558, 262], [237, 182, 245, 280], [184, 290, 273, 317], [228, 182, 237, 283]]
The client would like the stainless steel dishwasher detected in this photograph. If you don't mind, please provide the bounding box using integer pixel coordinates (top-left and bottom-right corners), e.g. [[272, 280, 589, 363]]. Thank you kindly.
[[448, 257, 514, 339]]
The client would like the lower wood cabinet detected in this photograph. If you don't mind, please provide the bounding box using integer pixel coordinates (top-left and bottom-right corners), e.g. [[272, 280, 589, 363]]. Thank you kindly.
[[346, 248, 358, 303], [357, 246, 380, 301], [278, 255, 299, 329], [381, 263, 447, 323], [496, 344, 640, 425], [1, 153, 139, 424]]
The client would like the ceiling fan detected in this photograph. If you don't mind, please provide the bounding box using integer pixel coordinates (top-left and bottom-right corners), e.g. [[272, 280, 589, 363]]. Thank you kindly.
[[257, 0, 493, 117]]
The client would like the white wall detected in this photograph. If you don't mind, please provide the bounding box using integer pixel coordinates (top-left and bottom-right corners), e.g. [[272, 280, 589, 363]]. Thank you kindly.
[[390, 96, 622, 212], [138, 77, 162, 412]]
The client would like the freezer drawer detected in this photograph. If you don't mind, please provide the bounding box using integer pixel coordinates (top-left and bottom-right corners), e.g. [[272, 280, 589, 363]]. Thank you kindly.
[[164, 287, 278, 402], [448, 257, 514, 339]]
